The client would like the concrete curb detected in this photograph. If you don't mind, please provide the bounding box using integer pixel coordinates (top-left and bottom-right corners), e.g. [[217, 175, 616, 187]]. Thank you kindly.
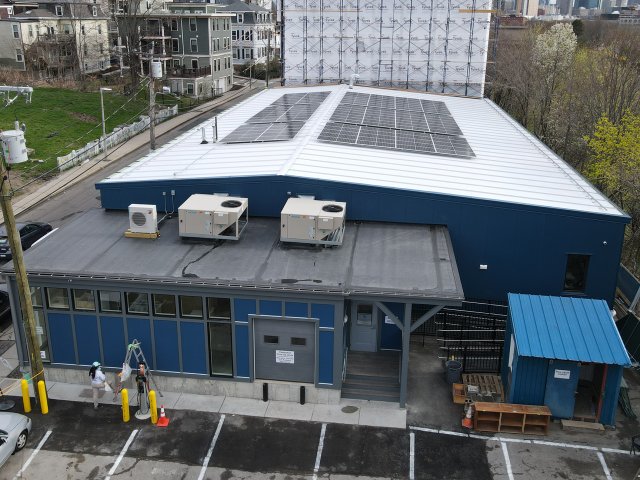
[[0, 85, 254, 225]]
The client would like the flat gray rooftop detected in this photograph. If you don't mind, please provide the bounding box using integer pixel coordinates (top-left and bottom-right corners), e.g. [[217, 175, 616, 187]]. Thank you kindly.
[[7, 209, 464, 302]]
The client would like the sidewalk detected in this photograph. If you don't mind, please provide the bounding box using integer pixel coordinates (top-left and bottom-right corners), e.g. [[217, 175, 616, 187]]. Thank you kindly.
[[0, 85, 255, 225]]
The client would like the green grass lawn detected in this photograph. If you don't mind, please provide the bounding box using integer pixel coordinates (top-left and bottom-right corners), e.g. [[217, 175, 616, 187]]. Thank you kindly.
[[0, 86, 180, 177]]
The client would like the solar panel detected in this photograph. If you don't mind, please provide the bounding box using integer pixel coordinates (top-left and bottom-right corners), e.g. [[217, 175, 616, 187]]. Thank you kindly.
[[224, 121, 306, 143]]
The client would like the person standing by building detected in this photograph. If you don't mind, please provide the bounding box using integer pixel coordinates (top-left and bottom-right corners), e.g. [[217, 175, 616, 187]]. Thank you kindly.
[[89, 361, 112, 410], [134, 361, 151, 419]]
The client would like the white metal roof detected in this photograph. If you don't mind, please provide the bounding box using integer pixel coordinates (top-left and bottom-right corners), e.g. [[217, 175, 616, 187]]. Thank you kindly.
[[100, 85, 626, 217]]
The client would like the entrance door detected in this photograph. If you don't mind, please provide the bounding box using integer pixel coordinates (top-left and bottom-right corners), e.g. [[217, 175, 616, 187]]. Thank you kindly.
[[544, 360, 580, 419], [350, 303, 377, 352]]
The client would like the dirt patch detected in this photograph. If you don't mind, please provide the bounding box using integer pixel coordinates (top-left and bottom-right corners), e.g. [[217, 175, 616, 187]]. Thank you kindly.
[[4, 167, 48, 200], [69, 112, 98, 123]]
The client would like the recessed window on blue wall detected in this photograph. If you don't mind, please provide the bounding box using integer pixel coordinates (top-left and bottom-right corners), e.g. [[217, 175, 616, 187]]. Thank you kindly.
[[180, 321, 207, 374], [234, 298, 256, 322], [74, 314, 100, 365], [319, 331, 333, 384], [100, 316, 125, 367], [259, 300, 281, 316], [312, 304, 335, 329], [154, 320, 180, 372], [235, 324, 250, 377], [285, 302, 308, 317], [127, 317, 153, 369], [48, 313, 75, 364]]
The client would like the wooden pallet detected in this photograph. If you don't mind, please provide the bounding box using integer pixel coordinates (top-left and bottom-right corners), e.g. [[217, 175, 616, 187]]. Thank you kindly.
[[463, 374, 504, 402], [124, 230, 160, 239]]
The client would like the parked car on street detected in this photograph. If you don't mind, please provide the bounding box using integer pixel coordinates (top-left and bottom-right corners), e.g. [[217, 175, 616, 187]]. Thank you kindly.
[[0, 222, 53, 261], [0, 412, 31, 468]]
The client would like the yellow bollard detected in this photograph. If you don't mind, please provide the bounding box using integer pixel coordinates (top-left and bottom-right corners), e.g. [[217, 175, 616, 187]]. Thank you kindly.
[[122, 389, 130, 423], [149, 390, 158, 424], [37, 380, 48, 415], [21, 379, 31, 413]]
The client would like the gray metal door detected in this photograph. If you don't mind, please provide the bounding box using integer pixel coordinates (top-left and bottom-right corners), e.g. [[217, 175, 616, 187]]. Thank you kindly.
[[254, 318, 316, 383], [350, 303, 377, 352]]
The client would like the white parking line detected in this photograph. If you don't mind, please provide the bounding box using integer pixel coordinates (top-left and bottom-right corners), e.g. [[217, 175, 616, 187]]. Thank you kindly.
[[105, 429, 138, 480], [409, 432, 415, 480], [197, 414, 226, 480], [312, 423, 327, 480], [597, 452, 613, 480], [500, 441, 514, 480], [13, 429, 52, 480]]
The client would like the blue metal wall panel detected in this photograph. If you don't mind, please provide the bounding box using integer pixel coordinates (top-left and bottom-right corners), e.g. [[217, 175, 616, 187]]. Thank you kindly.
[[97, 176, 627, 304], [510, 355, 548, 406], [600, 365, 623, 426], [319, 330, 333, 384], [127, 317, 153, 369], [234, 299, 256, 321], [100, 316, 125, 368], [285, 302, 308, 317], [311, 304, 334, 329], [48, 313, 75, 364], [235, 324, 250, 377], [260, 300, 282, 316], [379, 302, 403, 350], [180, 321, 207, 374], [153, 320, 180, 372], [74, 314, 100, 365]]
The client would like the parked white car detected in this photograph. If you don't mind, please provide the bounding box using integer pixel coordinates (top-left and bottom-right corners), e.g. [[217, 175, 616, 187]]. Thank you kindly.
[[0, 412, 31, 467]]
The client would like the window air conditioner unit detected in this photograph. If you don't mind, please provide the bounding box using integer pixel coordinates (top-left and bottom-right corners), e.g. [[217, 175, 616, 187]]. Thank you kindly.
[[280, 197, 346, 246], [128, 204, 158, 234]]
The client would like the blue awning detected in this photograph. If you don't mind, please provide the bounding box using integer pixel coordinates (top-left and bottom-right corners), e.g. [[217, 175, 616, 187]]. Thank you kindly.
[[508, 293, 631, 366]]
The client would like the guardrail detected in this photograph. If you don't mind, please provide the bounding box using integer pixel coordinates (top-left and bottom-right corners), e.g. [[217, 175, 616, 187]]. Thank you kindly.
[[56, 105, 178, 171]]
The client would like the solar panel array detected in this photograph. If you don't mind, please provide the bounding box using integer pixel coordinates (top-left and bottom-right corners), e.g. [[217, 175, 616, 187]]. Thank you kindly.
[[223, 92, 330, 144], [318, 92, 475, 158]]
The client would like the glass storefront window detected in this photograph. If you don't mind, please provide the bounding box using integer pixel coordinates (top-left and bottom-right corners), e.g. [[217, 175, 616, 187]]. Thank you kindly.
[[46, 288, 69, 310], [33, 309, 50, 363], [126, 292, 149, 315], [180, 296, 203, 318], [153, 294, 176, 316], [208, 322, 232, 376], [73, 289, 95, 311], [30, 287, 43, 308], [207, 297, 231, 320], [99, 291, 122, 313]]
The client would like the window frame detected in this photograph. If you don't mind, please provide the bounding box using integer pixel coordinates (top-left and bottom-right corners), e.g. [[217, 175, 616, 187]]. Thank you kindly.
[[172, 38, 179, 52], [72, 289, 96, 312], [190, 38, 198, 53], [180, 295, 203, 319], [46, 287, 70, 310], [55, 5, 63, 15], [126, 291, 150, 315], [12, 24, 19, 39], [189, 17, 197, 31], [153, 293, 176, 317]]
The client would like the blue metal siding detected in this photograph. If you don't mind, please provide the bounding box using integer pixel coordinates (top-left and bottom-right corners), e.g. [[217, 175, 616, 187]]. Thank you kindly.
[[600, 365, 623, 426], [259, 300, 281, 316], [153, 320, 180, 372], [48, 313, 75, 364], [74, 314, 100, 365], [509, 355, 548, 406], [235, 323, 250, 377], [379, 302, 403, 350], [180, 321, 207, 374], [97, 176, 627, 304], [319, 330, 333, 384], [285, 302, 308, 317], [311, 303, 334, 328], [127, 317, 153, 369], [100, 316, 125, 367], [509, 294, 631, 365], [234, 298, 256, 321]]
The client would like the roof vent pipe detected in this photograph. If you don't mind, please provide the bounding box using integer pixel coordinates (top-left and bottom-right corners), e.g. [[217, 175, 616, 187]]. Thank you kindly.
[[200, 127, 208, 144], [349, 74, 359, 89], [213, 116, 218, 143]]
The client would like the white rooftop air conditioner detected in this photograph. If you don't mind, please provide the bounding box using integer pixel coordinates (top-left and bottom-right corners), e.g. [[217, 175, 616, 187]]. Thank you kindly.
[[128, 204, 158, 234], [280, 198, 346, 246], [178, 194, 248, 240]]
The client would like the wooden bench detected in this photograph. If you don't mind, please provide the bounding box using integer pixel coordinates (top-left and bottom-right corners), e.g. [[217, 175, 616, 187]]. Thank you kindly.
[[474, 402, 551, 435]]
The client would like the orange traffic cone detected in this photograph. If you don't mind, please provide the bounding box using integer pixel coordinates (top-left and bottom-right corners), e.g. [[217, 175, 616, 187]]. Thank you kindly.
[[462, 404, 473, 430], [157, 405, 170, 427]]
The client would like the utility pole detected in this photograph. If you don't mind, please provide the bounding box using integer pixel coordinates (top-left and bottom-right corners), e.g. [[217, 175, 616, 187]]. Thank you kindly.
[[149, 43, 157, 150], [0, 90, 45, 394]]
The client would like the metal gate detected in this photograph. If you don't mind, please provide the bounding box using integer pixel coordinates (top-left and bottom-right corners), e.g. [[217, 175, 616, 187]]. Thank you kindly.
[[253, 318, 316, 383]]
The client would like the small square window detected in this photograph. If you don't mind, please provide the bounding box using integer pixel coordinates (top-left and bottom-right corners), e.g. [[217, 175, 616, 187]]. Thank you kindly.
[[47, 288, 69, 309], [264, 335, 278, 344], [291, 337, 306, 346], [564, 254, 590, 293], [99, 291, 121, 312], [180, 296, 203, 318], [153, 294, 176, 316], [126, 292, 149, 315], [73, 289, 96, 311], [207, 297, 231, 320]]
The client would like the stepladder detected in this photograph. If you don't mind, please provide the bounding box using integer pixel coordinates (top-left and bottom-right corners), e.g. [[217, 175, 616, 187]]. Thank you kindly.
[[113, 339, 163, 400]]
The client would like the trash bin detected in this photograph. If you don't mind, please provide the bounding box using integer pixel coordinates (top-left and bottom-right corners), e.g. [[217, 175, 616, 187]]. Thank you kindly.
[[445, 360, 462, 384]]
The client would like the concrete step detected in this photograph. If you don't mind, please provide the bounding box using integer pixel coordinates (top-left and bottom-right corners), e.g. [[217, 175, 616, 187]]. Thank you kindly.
[[341, 387, 400, 403], [345, 373, 399, 387]]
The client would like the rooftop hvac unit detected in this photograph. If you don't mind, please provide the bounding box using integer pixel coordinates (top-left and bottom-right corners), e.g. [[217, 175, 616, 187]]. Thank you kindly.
[[127, 204, 158, 235], [178, 194, 248, 240], [280, 198, 346, 246]]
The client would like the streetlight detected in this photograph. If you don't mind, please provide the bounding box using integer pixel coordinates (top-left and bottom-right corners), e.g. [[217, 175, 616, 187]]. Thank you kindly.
[[99, 87, 112, 149]]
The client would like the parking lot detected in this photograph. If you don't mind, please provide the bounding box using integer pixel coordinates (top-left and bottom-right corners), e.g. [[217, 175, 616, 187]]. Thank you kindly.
[[1, 398, 639, 480]]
